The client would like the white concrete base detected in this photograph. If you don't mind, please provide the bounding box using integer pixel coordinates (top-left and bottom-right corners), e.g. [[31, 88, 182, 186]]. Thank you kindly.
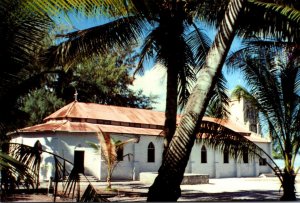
[[139, 172, 209, 185]]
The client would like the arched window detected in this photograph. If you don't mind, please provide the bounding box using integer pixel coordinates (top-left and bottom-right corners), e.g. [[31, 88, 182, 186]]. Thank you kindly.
[[201, 145, 207, 163], [223, 148, 229, 163], [243, 150, 248, 163], [148, 142, 155, 162]]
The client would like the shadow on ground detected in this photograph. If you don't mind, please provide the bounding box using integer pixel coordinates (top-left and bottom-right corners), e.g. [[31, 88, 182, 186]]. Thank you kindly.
[[179, 190, 282, 201]]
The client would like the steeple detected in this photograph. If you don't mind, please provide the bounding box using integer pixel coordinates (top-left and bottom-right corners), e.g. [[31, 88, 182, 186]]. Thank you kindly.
[[74, 90, 78, 101]]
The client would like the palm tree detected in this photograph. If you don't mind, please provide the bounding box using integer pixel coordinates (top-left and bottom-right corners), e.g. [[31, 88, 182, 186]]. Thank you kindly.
[[36, 1, 214, 159], [0, 0, 55, 199], [227, 42, 300, 200], [147, 0, 300, 201], [0, 0, 53, 137], [19, 0, 300, 201], [147, 0, 248, 200], [88, 131, 137, 190]]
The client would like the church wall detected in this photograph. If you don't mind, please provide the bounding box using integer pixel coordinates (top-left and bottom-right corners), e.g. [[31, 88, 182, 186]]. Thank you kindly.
[[11, 132, 273, 182], [190, 142, 215, 177], [133, 136, 163, 174], [256, 142, 273, 174], [11, 133, 101, 181]]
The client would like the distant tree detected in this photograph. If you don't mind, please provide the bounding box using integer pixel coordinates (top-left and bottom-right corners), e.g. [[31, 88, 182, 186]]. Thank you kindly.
[[18, 52, 156, 126], [20, 89, 66, 126], [54, 53, 156, 109]]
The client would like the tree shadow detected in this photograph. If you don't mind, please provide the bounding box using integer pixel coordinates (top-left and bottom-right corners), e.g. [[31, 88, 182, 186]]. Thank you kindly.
[[179, 190, 283, 201]]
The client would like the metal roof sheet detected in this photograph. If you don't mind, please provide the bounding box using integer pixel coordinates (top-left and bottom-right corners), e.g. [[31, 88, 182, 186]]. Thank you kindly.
[[15, 120, 164, 136], [44, 101, 166, 125], [12, 102, 270, 143]]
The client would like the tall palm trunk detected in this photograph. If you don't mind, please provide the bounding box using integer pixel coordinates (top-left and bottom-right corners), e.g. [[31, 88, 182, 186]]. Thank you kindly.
[[147, 0, 246, 201], [163, 66, 178, 158]]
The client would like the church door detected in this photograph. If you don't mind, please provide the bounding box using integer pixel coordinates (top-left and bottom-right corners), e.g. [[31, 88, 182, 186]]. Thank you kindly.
[[74, 150, 84, 173]]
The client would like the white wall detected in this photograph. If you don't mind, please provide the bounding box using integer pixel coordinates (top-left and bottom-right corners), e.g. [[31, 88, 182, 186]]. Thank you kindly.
[[190, 143, 215, 177], [11, 133, 101, 181], [12, 132, 273, 182], [133, 136, 163, 173]]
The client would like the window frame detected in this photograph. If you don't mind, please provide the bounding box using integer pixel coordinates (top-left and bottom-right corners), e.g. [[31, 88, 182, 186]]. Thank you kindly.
[[243, 150, 248, 163], [201, 145, 207, 163], [223, 148, 229, 164], [147, 142, 155, 163], [259, 157, 267, 166]]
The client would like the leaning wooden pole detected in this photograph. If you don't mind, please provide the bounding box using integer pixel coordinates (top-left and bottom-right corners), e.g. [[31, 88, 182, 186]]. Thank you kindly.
[[147, 0, 247, 201]]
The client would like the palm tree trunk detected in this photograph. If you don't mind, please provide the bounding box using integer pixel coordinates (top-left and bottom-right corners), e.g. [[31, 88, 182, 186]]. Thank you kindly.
[[147, 0, 246, 201], [281, 172, 296, 200], [280, 169, 296, 200], [163, 66, 178, 158]]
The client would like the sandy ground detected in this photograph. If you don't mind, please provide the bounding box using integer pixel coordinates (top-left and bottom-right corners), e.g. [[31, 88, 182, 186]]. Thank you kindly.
[[5, 176, 300, 202]]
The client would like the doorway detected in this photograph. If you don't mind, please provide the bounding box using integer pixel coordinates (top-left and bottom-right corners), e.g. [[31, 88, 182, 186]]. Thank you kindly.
[[74, 150, 84, 173]]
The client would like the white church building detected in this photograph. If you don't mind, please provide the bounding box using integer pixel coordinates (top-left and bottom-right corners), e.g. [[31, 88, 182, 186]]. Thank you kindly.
[[10, 98, 272, 182]]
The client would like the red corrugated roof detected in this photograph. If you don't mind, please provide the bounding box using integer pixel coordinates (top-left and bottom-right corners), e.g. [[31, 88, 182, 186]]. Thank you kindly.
[[13, 102, 270, 143], [44, 101, 166, 126], [17, 120, 164, 136]]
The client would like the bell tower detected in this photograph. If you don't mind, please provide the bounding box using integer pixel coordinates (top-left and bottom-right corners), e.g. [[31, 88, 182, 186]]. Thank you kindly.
[[228, 97, 261, 135]]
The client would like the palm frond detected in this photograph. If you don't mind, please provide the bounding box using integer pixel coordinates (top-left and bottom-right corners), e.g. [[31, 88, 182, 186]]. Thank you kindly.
[[229, 40, 300, 176], [177, 64, 196, 108], [197, 120, 282, 180], [134, 28, 159, 76], [249, 0, 300, 24], [0, 151, 35, 190], [206, 73, 230, 119], [42, 16, 147, 69], [5, 141, 43, 188], [81, 183, 109, 202], [21, 0, 134, 18], [114, 138, 138, 147], [187, 23, 211, 68]]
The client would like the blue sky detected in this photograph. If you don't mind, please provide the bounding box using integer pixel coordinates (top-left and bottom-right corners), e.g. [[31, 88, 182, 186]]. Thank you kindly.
[[54, 13, 247, 111]]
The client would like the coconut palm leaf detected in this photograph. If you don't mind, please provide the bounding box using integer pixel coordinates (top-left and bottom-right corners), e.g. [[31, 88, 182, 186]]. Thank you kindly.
[[0, 0, 53, 139], [42, 16, 146, 69], [4, 141, 43, 190], [227, 40, 300, 200], [2, 141, 109, 202], [249, 0, 300, 24], [21, 0, 133, 17], [81, 183, 109, 202], [187, 24, 211, 68], [206, 73, 230, 119], [0, 151, 36, 191], [198, 120, 280, 177]]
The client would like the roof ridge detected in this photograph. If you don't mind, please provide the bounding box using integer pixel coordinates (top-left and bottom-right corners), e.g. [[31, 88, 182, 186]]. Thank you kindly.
[[64, 101, 77, 117], [76, 101, 164, 113]]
